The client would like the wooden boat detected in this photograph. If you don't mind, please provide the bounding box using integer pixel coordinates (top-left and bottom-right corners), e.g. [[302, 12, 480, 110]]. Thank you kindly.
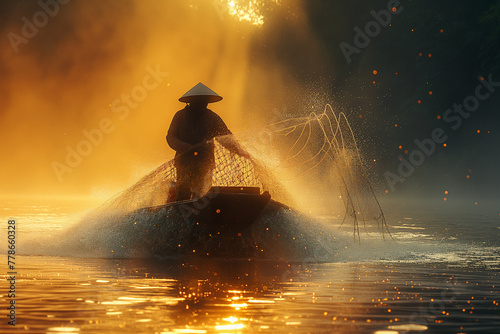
[[136, 186, 285, 236]]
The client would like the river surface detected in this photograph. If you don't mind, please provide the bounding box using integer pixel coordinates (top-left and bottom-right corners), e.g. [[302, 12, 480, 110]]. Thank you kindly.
[[0, 196, 499, 333]]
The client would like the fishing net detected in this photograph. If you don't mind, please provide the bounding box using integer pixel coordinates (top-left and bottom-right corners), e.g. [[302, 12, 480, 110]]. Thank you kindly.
[[100, 104, 390, 240]]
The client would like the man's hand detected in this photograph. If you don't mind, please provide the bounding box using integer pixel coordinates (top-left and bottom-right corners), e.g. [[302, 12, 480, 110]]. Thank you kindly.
[[167, 133, 193, 153]]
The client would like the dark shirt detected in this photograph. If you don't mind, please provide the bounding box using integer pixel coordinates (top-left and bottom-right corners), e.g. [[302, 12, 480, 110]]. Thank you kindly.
[[168, 106, 231, 146], [167, 106, 231, 167]]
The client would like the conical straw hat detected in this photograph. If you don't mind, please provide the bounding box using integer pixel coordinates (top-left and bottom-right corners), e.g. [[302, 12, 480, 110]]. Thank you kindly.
[[179, 82, 223, 103]]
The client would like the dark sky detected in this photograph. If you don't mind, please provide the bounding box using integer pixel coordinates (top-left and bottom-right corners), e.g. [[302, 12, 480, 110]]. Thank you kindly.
[[0, 0, 499, 205], [296, 0, 500, 202], [243, 0, 500, 203]]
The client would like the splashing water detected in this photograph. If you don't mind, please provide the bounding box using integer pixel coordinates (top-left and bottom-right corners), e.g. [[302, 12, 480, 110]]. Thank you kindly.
[[31, 104, 390, 259]]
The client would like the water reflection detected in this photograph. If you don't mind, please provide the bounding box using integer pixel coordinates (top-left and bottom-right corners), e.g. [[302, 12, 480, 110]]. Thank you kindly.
[[2, 256, 499, 334]]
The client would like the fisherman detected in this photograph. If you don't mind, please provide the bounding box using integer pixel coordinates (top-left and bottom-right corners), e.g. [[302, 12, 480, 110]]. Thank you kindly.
[[167, 82, 245, 201]]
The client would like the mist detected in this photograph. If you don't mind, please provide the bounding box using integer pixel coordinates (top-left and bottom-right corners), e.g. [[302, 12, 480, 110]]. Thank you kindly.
[[2, 0, 499, 209], [0, 0, 330, 199]]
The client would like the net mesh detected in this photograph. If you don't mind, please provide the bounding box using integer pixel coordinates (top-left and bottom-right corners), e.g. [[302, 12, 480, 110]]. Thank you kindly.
[[99, 104, 391, 240]]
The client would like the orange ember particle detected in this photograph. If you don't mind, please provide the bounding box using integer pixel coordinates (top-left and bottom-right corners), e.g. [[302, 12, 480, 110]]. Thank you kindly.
[[417, 100, 422, 104], [395, 72, 398, 75], [466, 175, 470, 179], [193, 151, 198, 156], [429, 91, 433, 95], [428, 53, 432, 57], [444, 197, 447, 201], [392, 7, 397, 12], [398, 145, 402, 149], [437, 115, 441, 119], [480, 77, 484, 81], [475, 202, 478, 205], [216, 209, 221, 213], [445, 191, 448, 195], [404, 150, 409, 154], [477, 130, 480, 133], [440, 29, 444, 33], [373, 70, 378, 75], [372, 81, 376, 84], [395, 124, 398, 127], [385, 190, 389, 194], [443, 143, 447, 147], [359, 115, 363, 118], [419, 52, 422, 56]]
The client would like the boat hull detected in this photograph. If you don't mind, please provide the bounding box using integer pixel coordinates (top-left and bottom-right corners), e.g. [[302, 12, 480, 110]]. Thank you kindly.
[[136, 186, 276, 236], [125, 187, 300, 258]]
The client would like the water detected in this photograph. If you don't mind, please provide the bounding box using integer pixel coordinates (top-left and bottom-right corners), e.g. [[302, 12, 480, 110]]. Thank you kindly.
[[1, 197, 499, 333]]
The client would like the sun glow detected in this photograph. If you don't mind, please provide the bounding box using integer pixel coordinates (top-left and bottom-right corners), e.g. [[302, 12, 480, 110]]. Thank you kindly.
[[220, 0, 281, 26]]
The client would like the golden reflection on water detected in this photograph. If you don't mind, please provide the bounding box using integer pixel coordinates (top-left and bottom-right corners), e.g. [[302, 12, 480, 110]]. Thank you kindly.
[[1, 255, 499, 333], [46, 328, 80, 334]]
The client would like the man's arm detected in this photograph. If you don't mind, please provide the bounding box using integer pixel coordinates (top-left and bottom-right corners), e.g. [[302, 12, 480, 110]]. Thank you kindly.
[[167, 132, 192, 153], [212, 113, 251, 159], [166, 112, 193, 153]]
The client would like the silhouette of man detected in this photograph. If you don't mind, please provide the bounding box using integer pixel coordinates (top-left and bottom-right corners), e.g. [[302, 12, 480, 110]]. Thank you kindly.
[[167, 83, 232, 201]]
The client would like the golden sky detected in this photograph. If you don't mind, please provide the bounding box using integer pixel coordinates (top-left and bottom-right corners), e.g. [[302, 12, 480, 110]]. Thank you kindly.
[[0, 0, 328, 198]]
